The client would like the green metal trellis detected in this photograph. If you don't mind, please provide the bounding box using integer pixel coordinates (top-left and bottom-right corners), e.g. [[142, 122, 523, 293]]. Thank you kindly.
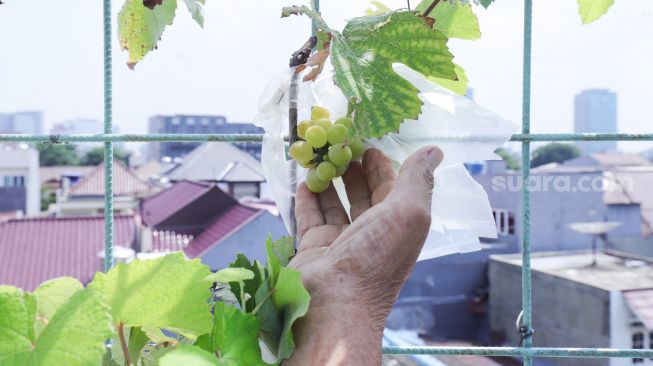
[[1, 0, 653, 364]]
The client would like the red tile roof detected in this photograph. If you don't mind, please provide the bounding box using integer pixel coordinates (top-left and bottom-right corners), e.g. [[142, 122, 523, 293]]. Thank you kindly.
[[68, 161, 151, 197], [623, 289, 653, 330], [140, 180, 214, 227], [0, 215, 136, 291], [184, 205, 260, 258]]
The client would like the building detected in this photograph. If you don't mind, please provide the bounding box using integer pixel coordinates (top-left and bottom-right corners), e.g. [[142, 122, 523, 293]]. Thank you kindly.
[[163, 143, 265, 199], [138, 180, 287, 269], [51, 160, 152, 216], [0, 111, 44, 135], [50, 119, 102, 153], [0, 215, 137, 290], [575, 89, 617, 154], [0, 144, 40, 216], [147, 115, 263, 161], [490, 251, 653, 366]]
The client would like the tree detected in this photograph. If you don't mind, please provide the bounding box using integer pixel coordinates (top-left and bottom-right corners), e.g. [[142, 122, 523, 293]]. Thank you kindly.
[[37, 144, 79, 166], [80, 147, 130, 166], [530, 143, 581, 168], [495, 148, 520, 170]]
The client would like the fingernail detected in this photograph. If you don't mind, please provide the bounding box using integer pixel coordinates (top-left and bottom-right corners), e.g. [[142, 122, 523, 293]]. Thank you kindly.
[[426, 146, 443, 169]]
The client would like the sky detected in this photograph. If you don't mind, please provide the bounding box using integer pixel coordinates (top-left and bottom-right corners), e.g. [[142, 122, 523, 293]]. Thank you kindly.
[[0, 0, 652, 152]]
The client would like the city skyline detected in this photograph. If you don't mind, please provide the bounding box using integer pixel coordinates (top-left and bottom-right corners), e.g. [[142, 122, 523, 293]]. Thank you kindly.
[[1, 0, 652, 152]]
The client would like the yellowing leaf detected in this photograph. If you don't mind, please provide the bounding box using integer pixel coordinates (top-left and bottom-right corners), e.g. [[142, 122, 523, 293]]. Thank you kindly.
[[118, 0, 178, 68], [577, 0, 615, 24]]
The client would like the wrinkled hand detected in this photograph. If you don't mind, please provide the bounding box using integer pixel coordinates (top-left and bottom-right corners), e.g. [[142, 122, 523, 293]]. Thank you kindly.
[[286, 146, 443, 366]]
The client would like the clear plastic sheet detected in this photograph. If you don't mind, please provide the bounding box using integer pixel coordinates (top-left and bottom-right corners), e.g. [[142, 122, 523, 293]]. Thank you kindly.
[[254, 64, 518, 260]]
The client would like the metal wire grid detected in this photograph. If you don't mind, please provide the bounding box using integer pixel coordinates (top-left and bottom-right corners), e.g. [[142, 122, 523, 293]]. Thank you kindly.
[[1, 0, 652, 364]]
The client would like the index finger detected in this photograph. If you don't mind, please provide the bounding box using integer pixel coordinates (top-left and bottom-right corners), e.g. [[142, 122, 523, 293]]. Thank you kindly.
[[295, 183, 325, 238]]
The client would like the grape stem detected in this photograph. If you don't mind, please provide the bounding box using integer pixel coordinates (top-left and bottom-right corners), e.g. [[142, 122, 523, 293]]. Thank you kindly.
[[117, 323, 133, 366], [421, 0, 442, 17]]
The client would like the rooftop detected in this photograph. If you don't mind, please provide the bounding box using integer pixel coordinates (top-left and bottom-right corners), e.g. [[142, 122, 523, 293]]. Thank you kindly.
[[491, 251, 653, 291], [0, 215, 136, 290], [165, 142, 263, 182], [140, 180, 215, 227], [67, 160, 152, 197]]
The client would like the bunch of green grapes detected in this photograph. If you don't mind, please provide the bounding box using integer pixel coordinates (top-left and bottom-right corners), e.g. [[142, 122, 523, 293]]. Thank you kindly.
[[289, 106, 366, 193]]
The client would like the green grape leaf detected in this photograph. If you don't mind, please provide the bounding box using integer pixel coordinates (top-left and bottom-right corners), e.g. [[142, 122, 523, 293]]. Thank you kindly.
[[141, 344, 177, 366], [88, 253, 214, 337], [330, 11, 456, 138], [478, 0, 494, 8], [417, 0, 481, 40], [577, 0, 614, 24], [182, 0, 205, 27], [429, 62, 468, 95], [158, 345, 217, 366], [266, 235, 295, 285], [254, 276, 281, 355], [0, 286, 114, 366], [33, 277, 84, 336], [211, 302, 267, 366], [207, 268, 255, 283], [272, 267, 311, 362], [226, 254, 266, 312], [118, 0, 178, 68]]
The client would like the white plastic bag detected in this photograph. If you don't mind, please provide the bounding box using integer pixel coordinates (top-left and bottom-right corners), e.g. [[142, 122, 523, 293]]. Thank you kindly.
[[254, 63, 518, 260]]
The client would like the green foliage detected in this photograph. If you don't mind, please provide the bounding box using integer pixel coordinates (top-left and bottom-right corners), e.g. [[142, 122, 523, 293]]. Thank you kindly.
[[530, 143, 581, 168], [330, 11, 456, 138], [88, 252, 214, 337], [577, 0, 615, 24], [37, 144, 79, 166], [429, 62, 469, 95], [1, 237, 309, 366], [417, 0, 481, 40], [0, 285, 113, 366], [80, 147, 130, 166], [495, 148, 521, 170]]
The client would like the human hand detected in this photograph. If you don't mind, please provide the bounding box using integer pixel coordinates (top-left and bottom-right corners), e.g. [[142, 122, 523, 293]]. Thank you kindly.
[[285, 146, 443, 366]]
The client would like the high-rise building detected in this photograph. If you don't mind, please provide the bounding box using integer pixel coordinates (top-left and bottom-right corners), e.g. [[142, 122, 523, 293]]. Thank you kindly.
[[0, 111, 44, 135], [574, 89, 617, 154], [147, 115, 263, 161]]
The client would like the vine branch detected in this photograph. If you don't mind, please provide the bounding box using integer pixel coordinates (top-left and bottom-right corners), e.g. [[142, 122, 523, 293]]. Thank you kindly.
[[281, 5, 333, 33], [422, 0, 442, 17], [117, 323, 133, 366]]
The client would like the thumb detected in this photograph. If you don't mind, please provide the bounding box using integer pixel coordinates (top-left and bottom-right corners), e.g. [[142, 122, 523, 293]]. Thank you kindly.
[[391, 146, 443, 213]]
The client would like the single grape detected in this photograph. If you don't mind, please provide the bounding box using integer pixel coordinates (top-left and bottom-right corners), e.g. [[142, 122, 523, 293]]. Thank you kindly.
[[311, 106, 330, 121], [327, 124, 349, 145], [316, 161, 336, 181], [334, 163, 348, 177], [305, 126, 328, 148], [328, 143, 353, 166], [297, 160, 315, 168], [313, 118, 332, 131], [306, 168, 330, 193], [334, 117, 353, 130], [297, 120, 313, 140], [349, 139, 365, 160], [289, 141, 313, 163]]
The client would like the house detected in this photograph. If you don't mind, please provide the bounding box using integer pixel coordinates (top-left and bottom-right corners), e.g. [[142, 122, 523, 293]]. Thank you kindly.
[[51, 160, 152, 216], [490, 251, 653, 366], [163, 143, 265, 199], [0, 143, 39, 216], [39, 165, 94, 210], [138, 180, 287, 269], [0, 215, 137, 291]]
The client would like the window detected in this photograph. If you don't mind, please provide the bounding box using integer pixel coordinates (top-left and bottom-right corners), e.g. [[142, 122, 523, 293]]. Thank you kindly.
[[492, 209, 515, 236], [633, 331, 644, 363], [0, 175, 25, 188]]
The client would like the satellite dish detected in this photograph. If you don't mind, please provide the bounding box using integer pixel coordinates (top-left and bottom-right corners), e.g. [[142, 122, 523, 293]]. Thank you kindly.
[[568, 221, 621, 266]]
